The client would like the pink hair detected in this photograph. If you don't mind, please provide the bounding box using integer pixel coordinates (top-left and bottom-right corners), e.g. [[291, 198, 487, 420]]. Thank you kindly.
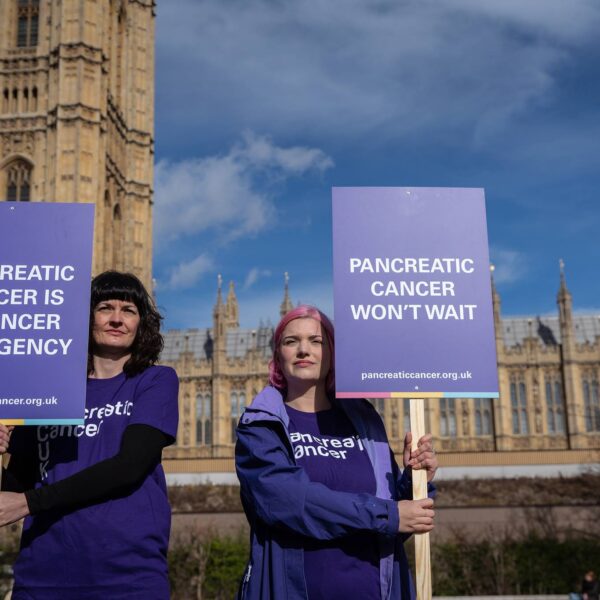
[[268, 305, 335, 393]]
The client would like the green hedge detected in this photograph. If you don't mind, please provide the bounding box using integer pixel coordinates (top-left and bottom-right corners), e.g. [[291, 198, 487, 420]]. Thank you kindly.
[[4, 521, 598, 597], [169, 534, 248, 600], [432, 535, 600, 595], [167, 531, 600, 598]]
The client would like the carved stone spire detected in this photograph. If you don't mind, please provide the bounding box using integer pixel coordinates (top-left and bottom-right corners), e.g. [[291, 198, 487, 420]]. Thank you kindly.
[[280, 272, 294, 317], [211, 274, 225, 341], [213, 274, 223, 317], [557, 258, 574, 352], [225, 280, 239, 328]]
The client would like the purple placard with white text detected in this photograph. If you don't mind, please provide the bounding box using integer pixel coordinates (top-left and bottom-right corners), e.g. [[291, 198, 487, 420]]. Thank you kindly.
[[0, 202, 94, 423], [332, 187, 499, 398]]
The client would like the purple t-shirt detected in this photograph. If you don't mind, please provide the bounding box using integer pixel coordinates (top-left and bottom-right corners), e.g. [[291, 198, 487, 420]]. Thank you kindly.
[[8, 365, 179, 600], [285, 404, 381, 600]]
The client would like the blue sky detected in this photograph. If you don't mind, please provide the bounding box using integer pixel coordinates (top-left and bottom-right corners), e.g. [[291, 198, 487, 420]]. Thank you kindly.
[[152, 0, 600, 331]]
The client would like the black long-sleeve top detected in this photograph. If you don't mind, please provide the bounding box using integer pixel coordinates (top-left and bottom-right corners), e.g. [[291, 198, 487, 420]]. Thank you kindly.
[[2, 424, 170, 514]]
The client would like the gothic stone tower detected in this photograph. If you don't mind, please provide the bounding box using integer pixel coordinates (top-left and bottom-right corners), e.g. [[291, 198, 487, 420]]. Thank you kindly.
[[0, 0, 155, 285]]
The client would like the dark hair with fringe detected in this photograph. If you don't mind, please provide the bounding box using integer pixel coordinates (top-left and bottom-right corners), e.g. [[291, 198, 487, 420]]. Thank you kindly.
[[88, 271, 163, 377]]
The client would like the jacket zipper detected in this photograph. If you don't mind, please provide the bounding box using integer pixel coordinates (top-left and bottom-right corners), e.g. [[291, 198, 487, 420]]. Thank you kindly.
[[240, 563, 252, 599], [244, 564, 252, 583]]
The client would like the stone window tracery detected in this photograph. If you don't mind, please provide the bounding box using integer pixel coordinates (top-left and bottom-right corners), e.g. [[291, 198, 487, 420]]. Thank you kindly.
[[17, 0, 40, 48], [510, 376, 529, 434], [5, 159, 32, 202], [474, 398, 492, 436], [440, 398, 457, 437], [231, 390, 246, 442], [112, 202, 122, 270], [544, 373, 564, 434], [582, 373, 600, 432], [23, 87, 29, 112], [196, 392, 212, 445]]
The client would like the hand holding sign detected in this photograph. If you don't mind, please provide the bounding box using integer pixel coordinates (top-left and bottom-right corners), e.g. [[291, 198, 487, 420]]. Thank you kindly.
[[0, 492, 29, 527], [398, 498, 435, 534], [0, 424, 13, 454], [403, 432, 438, 482]]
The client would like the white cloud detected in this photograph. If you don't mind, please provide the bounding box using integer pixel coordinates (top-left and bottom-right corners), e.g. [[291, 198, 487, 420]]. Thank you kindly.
[[156, 1, 600, 144], [238, 131, 333, 174], [154, 132, 333, 243], [166, 253, 215, 290], [243, 267, 272, 290], [490, 248, 527, 285]]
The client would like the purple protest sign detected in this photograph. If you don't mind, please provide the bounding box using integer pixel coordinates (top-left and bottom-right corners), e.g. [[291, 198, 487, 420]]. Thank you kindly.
[[332, 187, 499, 399], [0, 202, 94, 424]]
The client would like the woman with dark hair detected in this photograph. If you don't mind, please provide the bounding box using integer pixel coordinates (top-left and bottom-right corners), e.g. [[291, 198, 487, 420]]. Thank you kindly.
[[0, 271, 179, 600], [235, 305, 437, 600]]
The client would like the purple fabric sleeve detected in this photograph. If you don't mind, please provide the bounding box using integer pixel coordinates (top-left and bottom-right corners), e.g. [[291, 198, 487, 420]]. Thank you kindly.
[[128, 366, 179, 441], [236, 422, 399, 539]]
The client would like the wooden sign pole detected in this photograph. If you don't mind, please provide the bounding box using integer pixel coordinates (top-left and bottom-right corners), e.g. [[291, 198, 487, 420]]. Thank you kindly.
[[410, 398, 432, 600]]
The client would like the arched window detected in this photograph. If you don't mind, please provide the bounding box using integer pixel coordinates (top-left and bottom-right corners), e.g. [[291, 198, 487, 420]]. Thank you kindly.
[[545, 373, 565, 434], [5, 160, 32, 202], [474, 398, 492, 436], [583, 374, 600, 432], [2, 89, 8, 113], [510, 376, 529, 434], [440, 398, 457, 437], [231, 390, 246, 442], [196, 392, 212, 445], [17, 0, 40, 48], [112, 202, 122, 269], [31, 87, 38, 112], [115, 6, 126, 105]]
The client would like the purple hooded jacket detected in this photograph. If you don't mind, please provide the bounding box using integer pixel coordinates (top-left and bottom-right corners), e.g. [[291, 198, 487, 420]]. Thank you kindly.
[[235, 386, 420, 600]]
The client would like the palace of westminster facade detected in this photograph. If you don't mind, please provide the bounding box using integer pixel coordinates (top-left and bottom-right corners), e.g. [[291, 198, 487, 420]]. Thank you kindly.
[[1, 0, 599, 471]]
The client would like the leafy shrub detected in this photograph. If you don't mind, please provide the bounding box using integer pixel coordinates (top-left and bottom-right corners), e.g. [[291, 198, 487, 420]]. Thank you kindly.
[[432, 534, 600, 595], [169, 530, 248, 600]]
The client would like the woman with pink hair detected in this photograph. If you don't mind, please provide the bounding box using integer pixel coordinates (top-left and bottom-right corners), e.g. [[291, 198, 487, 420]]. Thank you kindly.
[[235, 305, 437, 600]]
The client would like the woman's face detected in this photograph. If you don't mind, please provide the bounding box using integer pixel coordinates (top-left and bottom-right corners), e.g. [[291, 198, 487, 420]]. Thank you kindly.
[[278, 317, 331, 388], [92, 299, 140, 356]]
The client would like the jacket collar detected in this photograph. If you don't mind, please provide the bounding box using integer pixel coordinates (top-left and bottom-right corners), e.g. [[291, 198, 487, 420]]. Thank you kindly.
[[242, 385, 290, 427], [242, 385, 369, 430]]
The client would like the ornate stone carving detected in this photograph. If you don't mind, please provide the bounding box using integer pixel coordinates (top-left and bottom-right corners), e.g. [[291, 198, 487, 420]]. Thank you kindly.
[[1, 131, 35, 159]]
